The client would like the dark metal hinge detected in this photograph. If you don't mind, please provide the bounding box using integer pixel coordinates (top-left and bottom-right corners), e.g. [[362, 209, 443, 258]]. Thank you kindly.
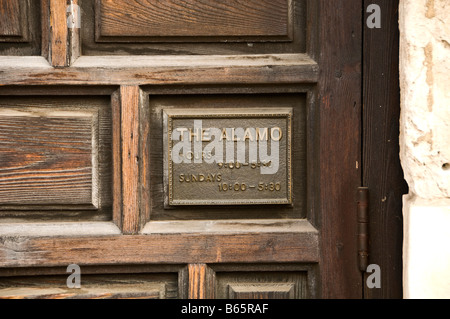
[[357, 187, 369, 272]]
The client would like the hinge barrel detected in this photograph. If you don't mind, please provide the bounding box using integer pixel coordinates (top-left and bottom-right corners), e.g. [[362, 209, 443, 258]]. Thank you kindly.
[[357, 187, 369, 272]]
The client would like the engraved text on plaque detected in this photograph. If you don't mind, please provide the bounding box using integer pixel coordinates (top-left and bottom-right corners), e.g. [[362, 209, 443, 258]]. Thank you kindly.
[[163, 108, 292, 206]]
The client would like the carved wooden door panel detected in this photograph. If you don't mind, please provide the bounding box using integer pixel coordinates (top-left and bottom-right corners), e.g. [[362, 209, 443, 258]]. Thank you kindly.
[[0, 0, 362, 299]]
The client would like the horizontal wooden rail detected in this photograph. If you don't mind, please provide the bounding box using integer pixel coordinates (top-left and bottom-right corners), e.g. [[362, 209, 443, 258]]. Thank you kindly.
[[0, 220, 319, 267], [0, 54, 319, 86]]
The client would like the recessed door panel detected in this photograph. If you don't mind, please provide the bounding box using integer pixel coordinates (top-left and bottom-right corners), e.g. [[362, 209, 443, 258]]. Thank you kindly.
[[81, 0, 306, 55], [0, 0, 42, 55], [146, 93, 307, 221], [0, 96, 113, 221], [0, 273, 178, 299], [216, 271, 308, 299]]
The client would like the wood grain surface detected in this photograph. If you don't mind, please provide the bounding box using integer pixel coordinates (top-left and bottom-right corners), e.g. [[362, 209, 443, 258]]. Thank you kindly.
[[0, 0, 22, 37], [0, 54, 318, 85], [81, 0, 306, 55], [317, 0, 363, 298], [363, 0, 407, 299], [0, 223, 319, 267], [98, 0, 290, 40], [120, 86, 141, 234], [0, 96, 112, 217], [0, 273, 178, 299], [217, 271, 307, 299], [0, 0, 42, 55], [0, 109, 95, 207], [188, 264, 215, 299], [50, 0, 67, 66]]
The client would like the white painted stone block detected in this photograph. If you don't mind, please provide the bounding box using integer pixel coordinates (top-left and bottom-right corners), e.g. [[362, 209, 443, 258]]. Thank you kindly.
[[403, 197, 450, 299]]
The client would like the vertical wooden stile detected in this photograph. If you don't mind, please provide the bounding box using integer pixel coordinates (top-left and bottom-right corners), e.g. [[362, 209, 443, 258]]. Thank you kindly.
[[121, 86, 141, 234], [49, 0, 68, 67]]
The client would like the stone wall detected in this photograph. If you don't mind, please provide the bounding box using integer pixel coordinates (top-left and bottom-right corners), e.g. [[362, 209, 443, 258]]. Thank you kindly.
[[399, 0, 450, 298]]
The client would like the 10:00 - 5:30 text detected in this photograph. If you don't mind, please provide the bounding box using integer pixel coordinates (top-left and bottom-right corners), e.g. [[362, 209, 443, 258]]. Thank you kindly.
[[218, 182, 282, 192]]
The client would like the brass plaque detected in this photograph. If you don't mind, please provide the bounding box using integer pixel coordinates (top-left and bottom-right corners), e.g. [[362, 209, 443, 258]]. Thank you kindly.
[[164, 108, 292, 206]]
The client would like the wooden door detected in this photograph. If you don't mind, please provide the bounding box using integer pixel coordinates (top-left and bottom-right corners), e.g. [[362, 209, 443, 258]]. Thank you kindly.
[[0, 0, 366, 299]]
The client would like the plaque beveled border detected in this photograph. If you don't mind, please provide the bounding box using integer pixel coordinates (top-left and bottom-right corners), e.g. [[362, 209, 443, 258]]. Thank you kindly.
[[163, 108, 293, 206]]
